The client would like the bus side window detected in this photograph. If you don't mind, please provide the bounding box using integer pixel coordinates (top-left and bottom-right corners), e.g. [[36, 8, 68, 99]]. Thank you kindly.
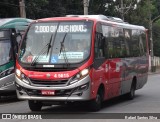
[[129, 30, 140, 57], [124, 29, 131, 57], [106, 26, 126, 58], [139, 31, 146, 56], [102, 25, 110, 59], [94, 23, 105, 58]]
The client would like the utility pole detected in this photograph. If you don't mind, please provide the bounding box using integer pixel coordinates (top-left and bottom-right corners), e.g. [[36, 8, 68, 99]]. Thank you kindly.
[[148, 0, 160, 71], [19, 0, 26, 18], [121, 0, 124, 21], [148, 0, 154, 71], [83, 0, 89, 15]]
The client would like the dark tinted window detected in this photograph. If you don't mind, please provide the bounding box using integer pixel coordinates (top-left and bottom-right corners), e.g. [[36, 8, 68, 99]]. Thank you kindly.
[[0, 40, 13, 65], [94, 23, 105, 58], [129, 30, 140, 57], [0, 30, 10, 40], [102, 25, 126, 58], [96, 24, 147, 59]]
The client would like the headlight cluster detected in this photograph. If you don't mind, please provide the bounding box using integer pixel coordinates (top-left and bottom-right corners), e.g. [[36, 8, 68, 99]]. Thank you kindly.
[[15, 69, 30, 84], [69, 68, 90, 85]]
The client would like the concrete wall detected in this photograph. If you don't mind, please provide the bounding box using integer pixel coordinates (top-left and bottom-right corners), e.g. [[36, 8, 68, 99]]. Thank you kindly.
[[149, 55, 160, 70]]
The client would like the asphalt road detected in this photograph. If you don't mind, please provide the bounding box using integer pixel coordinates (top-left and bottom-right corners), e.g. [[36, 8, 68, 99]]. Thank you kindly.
[[0, 74, 160, 121]]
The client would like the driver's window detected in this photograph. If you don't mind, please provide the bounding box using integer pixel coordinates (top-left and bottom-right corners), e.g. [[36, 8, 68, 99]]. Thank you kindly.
[[94, 23, 105, 58]]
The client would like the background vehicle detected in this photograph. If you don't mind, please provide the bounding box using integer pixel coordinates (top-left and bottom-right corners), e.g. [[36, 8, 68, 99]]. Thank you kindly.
[[0, 18, 32, 96], [15, 15, 149, 111]]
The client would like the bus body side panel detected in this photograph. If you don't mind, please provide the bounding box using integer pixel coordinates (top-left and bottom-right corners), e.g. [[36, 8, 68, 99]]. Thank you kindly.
[[120, 58, 138, 95], [105, 59, 122, 99], [91, 58, 122, 101], [136, 30, 149, 89], [91, 60, 106, 99], [0, 73, 15, 93], [0, 61, 15, 93], [136, 55, 148, 89], [120, 56, 148, 95]]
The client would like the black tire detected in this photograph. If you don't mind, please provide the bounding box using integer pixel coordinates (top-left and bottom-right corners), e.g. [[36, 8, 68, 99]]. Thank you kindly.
[[28, 100, 42, 111], [126, 82, 136, 100], [89, 90, 103, 111]]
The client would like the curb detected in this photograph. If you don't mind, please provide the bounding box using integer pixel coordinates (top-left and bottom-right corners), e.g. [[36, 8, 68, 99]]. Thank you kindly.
[[148, 71, 160, 75]]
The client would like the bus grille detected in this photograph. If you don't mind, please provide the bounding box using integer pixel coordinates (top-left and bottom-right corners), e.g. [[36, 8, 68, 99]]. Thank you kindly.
[[30, 79, 68, 86]]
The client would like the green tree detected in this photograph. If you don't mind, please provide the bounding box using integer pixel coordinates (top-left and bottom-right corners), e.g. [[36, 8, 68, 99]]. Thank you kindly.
[[25, 0, 49, 19], [63, 0, 83, 15], [153, 22, 160, 56], [0, 0, 19, 18]]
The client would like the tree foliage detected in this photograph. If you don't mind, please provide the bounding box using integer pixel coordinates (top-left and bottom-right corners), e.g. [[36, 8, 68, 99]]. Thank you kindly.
[[25, 0, 49, 19], [0, 0, 19, 18], [153, 23, 160, 56]]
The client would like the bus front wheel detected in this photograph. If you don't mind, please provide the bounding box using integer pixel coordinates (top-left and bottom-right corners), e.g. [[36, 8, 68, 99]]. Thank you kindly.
[[28, 100, 42, 111], [89, 89, 103, 111]]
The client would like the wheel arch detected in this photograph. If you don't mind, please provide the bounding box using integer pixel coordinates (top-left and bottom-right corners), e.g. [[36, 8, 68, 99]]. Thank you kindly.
[[97, 83, 105, 101]]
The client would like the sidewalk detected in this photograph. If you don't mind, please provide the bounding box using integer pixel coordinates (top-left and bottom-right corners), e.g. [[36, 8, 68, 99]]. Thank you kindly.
[[148, 68, 160, 75]]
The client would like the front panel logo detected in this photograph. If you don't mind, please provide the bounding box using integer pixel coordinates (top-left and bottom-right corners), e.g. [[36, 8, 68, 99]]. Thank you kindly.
[[46, 74, 51, 78]]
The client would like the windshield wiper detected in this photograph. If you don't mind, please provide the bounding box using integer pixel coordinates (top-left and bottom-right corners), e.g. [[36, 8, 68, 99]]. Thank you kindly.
[[59, 33, 67, 55], [47, 22, 60, 56], [59, 33, 70, 68], [30, 43, 50, 66], [46, 33, 53, 56], [31, 23, 60, 66]]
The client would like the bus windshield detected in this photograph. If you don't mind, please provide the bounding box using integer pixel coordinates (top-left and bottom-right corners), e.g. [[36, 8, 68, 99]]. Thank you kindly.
[[0, 40, 12, 66], [19, 21, 93, 65], [0, 30, 12, 66]]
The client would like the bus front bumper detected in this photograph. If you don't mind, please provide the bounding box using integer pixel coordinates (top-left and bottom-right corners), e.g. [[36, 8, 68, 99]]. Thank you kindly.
[[15, 75, 91, 101]]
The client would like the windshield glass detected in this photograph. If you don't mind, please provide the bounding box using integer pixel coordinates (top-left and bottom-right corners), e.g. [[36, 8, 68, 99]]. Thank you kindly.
[[19, 21, 93, 64], [0, 40, 12, 66], [0, 30, 12, 66]]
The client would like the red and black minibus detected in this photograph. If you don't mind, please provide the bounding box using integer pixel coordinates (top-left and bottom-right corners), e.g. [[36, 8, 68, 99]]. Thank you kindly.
[[15, 15, 149, 111]]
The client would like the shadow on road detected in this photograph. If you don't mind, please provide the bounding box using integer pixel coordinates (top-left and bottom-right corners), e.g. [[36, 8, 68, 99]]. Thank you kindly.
[[0, 95, 20, 104], [30, 94, 142, 113]]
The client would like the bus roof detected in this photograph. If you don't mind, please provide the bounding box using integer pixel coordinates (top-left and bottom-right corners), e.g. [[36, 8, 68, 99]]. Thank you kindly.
[[0, 18, 33, 30], [36, 15, 146, 31]]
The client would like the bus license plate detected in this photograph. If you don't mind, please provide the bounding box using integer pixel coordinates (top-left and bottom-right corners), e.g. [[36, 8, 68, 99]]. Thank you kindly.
[[41, 90, 55, 96]]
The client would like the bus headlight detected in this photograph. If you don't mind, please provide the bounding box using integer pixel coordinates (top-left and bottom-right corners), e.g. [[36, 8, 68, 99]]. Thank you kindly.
[[16, 69, 21, 78], [69, 68, 90, 85], [15, 69, 30, 84], [80, 68, 89, 76]]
